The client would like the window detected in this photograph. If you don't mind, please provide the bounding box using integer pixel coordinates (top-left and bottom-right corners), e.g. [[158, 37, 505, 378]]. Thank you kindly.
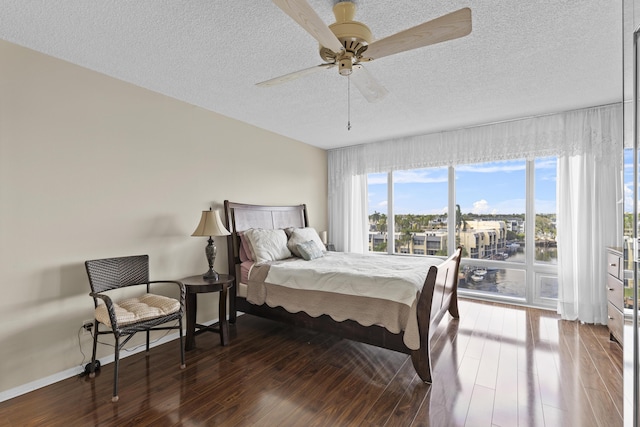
[[534, 157, 557, 264], [367, 158, 558, 308], [455, 160, 525, 262], [392, 167, 449, 256], [455, 160, 527, 299], [368, 173, 388, 253]]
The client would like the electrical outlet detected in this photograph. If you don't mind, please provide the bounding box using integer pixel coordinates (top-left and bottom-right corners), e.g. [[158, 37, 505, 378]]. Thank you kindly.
[[82, 319, 93, 335]]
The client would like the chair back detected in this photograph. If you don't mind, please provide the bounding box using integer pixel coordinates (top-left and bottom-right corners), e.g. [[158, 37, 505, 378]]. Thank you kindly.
[[85, 255, 150, 293]]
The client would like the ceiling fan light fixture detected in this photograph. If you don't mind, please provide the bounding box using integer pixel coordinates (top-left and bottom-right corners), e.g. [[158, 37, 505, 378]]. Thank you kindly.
[[338, 58, 353, 76]]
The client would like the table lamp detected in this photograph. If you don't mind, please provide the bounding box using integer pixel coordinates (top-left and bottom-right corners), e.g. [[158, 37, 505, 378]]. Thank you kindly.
[[191, 208, 230, 280]]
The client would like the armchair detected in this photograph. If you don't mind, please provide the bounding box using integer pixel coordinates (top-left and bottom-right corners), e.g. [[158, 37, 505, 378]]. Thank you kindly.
[[84, 255, 185, 402]]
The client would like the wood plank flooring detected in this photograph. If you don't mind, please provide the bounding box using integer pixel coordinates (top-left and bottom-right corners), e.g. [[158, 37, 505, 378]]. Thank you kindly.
[[0, 299, 623, 426]]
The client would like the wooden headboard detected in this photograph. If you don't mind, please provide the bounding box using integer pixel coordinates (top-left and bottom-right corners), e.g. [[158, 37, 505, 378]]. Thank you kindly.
[[223, 200, 308, 277]]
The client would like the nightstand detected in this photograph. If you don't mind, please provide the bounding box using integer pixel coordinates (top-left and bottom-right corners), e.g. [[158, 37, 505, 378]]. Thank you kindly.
[[181, 274, 234, 350], [606, 247, 623, 346]]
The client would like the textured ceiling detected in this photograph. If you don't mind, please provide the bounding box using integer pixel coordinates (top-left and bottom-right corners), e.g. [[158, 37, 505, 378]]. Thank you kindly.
[[0, 1, 622, 150]]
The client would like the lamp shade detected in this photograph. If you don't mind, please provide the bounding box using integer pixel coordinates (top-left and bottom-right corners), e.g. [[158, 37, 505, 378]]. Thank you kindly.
[[191, 209, 230, 237]]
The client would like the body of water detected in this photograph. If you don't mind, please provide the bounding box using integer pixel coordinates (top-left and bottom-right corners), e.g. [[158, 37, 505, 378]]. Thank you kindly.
[[458, 251, 558, 299]]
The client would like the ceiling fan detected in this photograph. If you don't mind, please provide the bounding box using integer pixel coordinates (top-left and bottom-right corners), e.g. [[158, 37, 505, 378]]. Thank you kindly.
[[257, 0, 472, 103]]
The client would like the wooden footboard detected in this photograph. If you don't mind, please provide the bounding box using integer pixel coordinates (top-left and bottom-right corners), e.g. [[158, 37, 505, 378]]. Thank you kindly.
[[223, 200, 462, 384], [411, 247, 462, 383]]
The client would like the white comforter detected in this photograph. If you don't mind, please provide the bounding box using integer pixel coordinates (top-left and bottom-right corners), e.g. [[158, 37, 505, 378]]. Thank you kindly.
[[265, 252, 440, 306], [246, 252, 444, 350]]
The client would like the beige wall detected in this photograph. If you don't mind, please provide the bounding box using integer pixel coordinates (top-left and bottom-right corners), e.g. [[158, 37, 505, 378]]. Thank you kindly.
[[0, 40, 327, 396]]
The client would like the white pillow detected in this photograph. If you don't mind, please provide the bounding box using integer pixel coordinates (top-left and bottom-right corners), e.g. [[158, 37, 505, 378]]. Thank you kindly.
[[287, 227, 326, 257], [244, 228, 291, 264]]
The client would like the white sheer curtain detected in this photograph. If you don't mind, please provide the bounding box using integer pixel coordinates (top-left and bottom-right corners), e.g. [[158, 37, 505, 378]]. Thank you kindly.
[[328, 103, 622, 322], [328, 165, 368, 252], [556, 107, 623, 323]]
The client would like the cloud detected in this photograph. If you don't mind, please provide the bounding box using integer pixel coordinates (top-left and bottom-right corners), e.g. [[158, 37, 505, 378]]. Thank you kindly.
[[535, 158, 557, 170], [471, 199, 491, 214], [535, 199, 556, 214], [457, 162, 525, 174], [368, 173, 388, 185], [464, 198, 530, 215], [624, 181, 634, 212], [393, 169, 448, 184]]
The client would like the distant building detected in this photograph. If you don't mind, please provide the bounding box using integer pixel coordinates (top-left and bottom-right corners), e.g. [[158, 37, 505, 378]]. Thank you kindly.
[[368, 230, 448, 255], [368, 219, 508, 259], [506, 219, 525, 234], [460, 220, 507, 259]]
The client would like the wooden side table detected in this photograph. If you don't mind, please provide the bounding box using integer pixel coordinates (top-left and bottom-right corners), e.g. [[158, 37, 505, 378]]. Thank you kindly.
[[181, 274, 235, 351]]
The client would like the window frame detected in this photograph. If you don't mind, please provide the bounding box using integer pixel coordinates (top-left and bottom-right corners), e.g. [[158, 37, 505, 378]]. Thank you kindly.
[[368, 159, 557, 309]]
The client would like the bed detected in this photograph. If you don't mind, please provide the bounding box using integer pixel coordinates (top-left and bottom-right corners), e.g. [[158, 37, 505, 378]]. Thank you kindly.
[[223, 200, 461, 383]]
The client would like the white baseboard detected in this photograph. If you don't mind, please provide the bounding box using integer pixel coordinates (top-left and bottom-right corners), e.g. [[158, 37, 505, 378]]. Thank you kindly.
[[0, 316, 228, 403]]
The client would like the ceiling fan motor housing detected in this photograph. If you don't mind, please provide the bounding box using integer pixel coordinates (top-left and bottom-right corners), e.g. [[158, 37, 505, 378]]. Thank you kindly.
[[319, 2, 372, 63]]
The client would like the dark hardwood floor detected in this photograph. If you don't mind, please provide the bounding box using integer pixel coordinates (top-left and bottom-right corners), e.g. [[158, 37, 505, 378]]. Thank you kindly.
[[0, 299, 623, 426]]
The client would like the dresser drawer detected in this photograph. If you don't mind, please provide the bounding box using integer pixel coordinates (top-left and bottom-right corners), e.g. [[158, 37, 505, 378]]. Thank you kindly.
[[607, 250, 622, 280], [607, 302, 623, 345], [606, 274, 623, 311]]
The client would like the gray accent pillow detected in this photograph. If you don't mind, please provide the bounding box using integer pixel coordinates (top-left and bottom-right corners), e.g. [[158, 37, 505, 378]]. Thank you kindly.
[[287, 227, 326, 257], [297, 240, 324, 261]]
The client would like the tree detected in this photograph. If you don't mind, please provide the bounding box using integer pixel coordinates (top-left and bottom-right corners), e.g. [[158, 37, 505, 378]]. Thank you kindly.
[[378, 216, 387, 233], [402, 230, 413, 253], [455, 204, 468, 253], [535, 214, 555, 238], [373, 241, 387, 252], [455, 204, 468, 232]]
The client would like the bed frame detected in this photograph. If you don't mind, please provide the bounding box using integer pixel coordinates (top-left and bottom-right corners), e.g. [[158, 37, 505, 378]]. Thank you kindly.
[[223, 200, 461, 383]]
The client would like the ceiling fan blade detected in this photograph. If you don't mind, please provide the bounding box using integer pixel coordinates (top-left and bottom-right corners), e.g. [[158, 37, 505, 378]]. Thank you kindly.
[[351, 65, 388, 103], [256, 63, 335, 87], [272, 0, 344, 54], [364, 8, 472, 60]]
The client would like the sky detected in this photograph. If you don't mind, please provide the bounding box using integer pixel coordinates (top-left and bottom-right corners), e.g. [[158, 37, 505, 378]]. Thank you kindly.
[[368, 158, 558, 216], [624, 149, 634, 213]]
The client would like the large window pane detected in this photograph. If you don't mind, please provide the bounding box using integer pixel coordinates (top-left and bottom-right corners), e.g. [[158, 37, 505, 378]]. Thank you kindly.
[[392, 167, 449, 255], [368, 173, 388, 253], [534, 157, 557, 264], [455, 160, 526, 262], [539, 275, 558, 299], [459, 267, 526, 298], [455, 159, 526, 300]]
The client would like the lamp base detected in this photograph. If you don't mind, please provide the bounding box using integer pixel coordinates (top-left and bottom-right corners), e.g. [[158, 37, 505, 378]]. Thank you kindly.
[[203, 237, 219, 281], [203, 269, 219, 281]]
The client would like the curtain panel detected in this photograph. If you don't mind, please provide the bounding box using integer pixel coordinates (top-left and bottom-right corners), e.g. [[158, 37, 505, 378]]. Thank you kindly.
[[328, 103, 622, 322]]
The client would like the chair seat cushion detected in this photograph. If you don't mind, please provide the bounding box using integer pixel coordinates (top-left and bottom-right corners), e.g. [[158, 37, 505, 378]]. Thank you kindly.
[[95, 293, 180, 327]]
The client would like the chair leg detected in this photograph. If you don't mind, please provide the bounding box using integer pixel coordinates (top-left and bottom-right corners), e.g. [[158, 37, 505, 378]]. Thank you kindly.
[[179, 318, 185, 369], [112, 336, 120, 403], [146, 330, 150, 353], [89, 321, 99, 379]]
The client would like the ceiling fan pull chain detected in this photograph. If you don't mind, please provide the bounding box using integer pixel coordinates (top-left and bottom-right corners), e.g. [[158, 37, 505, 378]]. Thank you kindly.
[[347, 74, 352, 131]]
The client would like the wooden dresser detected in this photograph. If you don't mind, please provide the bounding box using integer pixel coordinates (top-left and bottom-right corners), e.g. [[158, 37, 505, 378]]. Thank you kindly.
[[606, 247, 623, 346]]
